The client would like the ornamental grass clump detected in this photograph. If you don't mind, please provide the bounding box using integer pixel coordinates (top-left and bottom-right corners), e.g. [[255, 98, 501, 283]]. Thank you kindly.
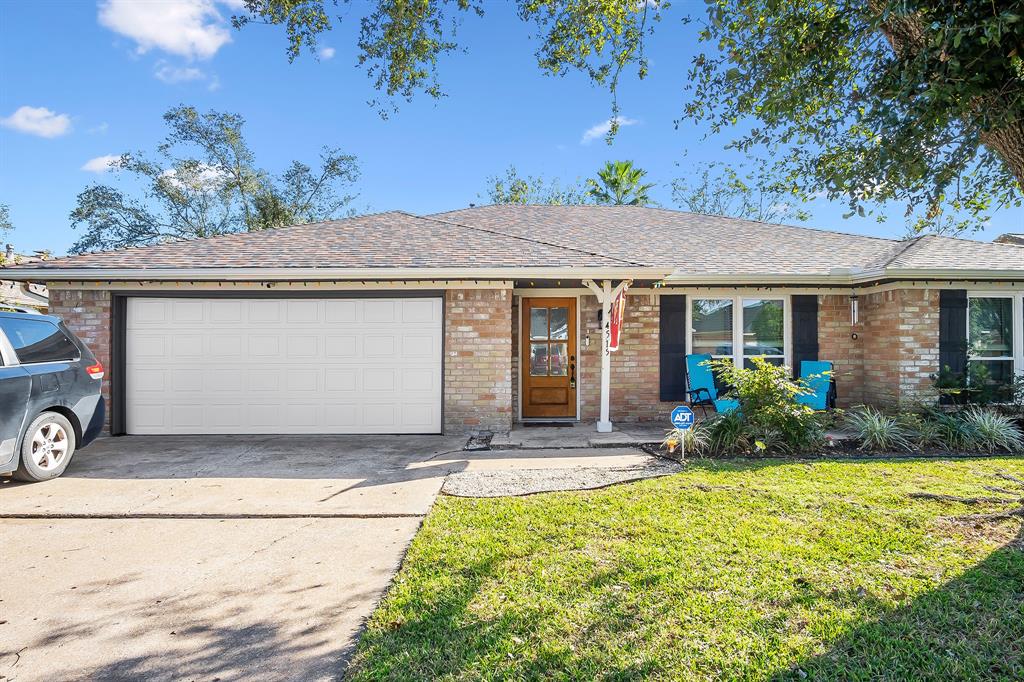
[[662, 423, 710, 458], [846, 407, 913, 452], [958, 407, 1024, 453]]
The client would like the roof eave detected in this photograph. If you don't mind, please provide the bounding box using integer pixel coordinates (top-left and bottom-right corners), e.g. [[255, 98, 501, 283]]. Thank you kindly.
[[1, 265, 673, 282]]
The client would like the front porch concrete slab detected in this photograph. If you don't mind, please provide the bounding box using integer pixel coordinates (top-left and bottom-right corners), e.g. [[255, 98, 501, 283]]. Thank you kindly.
[[492, 422, 667, 450]]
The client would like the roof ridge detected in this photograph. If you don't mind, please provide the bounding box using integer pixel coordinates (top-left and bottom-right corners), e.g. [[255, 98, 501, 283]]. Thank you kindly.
[[877, 235, 926, 268], [408, 211, 649, 267]]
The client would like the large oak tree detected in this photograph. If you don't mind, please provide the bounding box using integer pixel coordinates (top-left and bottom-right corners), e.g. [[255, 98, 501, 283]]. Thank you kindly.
[[235, 0, 1023, 233]]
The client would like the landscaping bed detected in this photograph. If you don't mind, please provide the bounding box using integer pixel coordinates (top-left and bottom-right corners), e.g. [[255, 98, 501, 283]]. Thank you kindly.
[[346, 457, 1024, 680]]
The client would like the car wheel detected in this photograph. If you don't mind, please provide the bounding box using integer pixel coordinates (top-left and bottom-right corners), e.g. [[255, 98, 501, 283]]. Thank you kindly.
[[14, 412, 77, 482]]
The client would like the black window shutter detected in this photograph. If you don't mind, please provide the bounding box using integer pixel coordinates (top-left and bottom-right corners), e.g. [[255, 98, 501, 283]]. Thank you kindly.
[[659, 294, 688, 401], [939, 289, 968, 380], [790, 295, 819, 377]]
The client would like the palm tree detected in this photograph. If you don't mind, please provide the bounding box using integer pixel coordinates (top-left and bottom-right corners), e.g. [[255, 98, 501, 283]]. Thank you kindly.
[[586, 160, 656, 206]]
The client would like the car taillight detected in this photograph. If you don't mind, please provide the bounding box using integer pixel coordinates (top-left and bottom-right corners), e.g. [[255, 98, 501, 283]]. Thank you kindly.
[[86, 362, 104, 380]]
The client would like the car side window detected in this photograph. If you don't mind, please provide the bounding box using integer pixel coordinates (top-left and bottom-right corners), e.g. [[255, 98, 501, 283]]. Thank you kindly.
[[0, 318, 79, 364]]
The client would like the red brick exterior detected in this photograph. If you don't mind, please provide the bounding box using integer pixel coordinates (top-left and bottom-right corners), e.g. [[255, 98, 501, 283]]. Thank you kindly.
[[48, 288, 113, 432], [819, 289, 940, 407], [819, 294, 865, 406], [444, 288, 513, 434], [578, 292, 679, 423]]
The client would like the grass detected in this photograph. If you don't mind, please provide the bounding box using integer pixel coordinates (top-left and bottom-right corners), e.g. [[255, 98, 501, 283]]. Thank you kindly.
[[347, 458, 1024, 681]]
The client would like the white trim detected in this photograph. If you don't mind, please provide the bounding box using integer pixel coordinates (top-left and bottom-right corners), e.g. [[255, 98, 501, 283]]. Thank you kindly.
[[47, 280, 515, 291], [688, 294, 792, 371], [966, 291, 1024, 380], [5, 266, 671, 282]]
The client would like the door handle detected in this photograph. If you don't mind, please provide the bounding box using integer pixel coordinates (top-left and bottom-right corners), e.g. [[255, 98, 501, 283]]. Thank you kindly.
[[569, 355, 576, 389]]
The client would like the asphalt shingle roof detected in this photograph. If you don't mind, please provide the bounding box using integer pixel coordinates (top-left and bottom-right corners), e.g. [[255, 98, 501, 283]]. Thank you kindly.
[[886, 235, 1024, 270], [7, 205, 1022, 278], [433, 205, 905, 276], [13, 211, 633, 270]]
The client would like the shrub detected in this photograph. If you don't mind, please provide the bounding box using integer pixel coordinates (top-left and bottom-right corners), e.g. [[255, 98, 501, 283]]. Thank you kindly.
[[958, 407, 1024, 453], [846, 407, 913, 452], [708, 357, 825, 454], [705, 411, 752, 455]]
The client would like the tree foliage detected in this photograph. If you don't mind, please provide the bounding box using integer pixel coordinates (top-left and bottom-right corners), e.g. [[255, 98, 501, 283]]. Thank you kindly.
[[687, 0, 1024, 234], [672, 157, 811, 223], [234, 0, 1023, 234], [482, 165, 587, 205], [587, 160, 655, 206], [0, 203, 11, 238], [70, 106, 359, 253]]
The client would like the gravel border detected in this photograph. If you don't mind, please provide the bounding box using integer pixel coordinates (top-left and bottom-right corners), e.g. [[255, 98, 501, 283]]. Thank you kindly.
[[442, 460, 683, 498]]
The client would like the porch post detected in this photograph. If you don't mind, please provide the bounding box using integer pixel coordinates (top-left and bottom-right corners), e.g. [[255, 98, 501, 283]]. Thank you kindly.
[[583, 278, 629, 434], [598, 279, 613, 432]]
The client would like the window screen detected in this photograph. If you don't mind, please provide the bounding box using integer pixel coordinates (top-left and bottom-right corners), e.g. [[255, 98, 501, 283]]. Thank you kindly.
[[0, 318, 79, 364]]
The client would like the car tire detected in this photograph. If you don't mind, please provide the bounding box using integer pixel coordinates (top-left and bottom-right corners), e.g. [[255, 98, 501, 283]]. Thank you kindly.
[[14, 411, 77, 483]]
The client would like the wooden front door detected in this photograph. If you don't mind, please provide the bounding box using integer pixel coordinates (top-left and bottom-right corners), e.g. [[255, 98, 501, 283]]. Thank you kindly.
[[521, 297, 577, 418]]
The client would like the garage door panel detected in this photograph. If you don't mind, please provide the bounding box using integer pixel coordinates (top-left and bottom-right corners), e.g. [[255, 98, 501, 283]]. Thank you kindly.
[[126, 297, 442, 434]]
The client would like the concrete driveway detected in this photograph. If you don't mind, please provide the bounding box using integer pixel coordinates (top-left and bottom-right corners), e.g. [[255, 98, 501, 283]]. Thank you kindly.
[[0, 435, 653, 681]]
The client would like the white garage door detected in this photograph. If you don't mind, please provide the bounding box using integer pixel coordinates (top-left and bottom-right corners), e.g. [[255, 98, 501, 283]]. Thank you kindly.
[[125, 297, 443, 435]]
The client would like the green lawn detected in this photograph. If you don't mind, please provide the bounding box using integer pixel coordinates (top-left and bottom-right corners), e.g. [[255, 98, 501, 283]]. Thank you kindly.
[[347, 458, 1024, 681]]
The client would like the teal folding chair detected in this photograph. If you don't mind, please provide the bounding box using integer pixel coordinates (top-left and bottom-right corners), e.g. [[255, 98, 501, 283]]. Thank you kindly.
[[796, 360, 835, 410], [685, 353, 739, 418]]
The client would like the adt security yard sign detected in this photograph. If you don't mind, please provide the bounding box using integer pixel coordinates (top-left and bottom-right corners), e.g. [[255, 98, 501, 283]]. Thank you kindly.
[[670, 406, 694, 430]]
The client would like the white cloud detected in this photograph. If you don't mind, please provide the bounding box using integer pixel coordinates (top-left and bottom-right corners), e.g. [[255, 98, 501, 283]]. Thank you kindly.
[[160, 163, 229, 193], [154, 60, 206, 83], [88, 122, 110, 135], [81, 154, 122, 173], [319, 46, 336, 60], [98, 0, 236, 60], [580, 115, 638, 144], [1, 106, 72, 138]]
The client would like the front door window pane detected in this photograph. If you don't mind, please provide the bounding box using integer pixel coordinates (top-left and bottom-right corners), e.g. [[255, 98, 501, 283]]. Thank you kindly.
[[692, 299, 733, 357], [530, 308, 549, 340], [743, 299, 785, 359], [530, 343, 549, 375], [549, 343, 568, 375], [549, 307, 569, 340], [969, 298, 1013, 358]]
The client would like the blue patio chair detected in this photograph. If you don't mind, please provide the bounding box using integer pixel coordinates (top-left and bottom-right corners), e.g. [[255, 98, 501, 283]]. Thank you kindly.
[[685, 353, 739, 418], [796, 360, 836, 410]]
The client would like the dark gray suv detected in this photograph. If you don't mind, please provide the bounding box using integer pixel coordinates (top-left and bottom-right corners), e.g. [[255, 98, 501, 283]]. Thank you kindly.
[[0, 308, 105, 482]]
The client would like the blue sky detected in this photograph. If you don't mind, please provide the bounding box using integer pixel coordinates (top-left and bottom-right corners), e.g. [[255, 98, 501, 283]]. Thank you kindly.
[[1, 0, 1021, 256]]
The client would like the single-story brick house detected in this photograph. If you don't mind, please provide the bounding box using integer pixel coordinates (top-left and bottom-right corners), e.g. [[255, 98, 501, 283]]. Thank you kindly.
[[5, 205, 1023, 436]]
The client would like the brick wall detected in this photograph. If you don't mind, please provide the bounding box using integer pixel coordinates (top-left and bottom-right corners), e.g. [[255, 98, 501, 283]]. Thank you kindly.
[[444, 288, 513, 435], [860, 288, 940, 406], [48, 288, 113, 433], [578, 292, 677, 423], [818, 294, 865, 406]]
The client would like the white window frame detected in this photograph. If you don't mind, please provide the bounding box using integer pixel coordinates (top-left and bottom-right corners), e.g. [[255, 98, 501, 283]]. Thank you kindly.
[[967, 292, 1024, 382], [686, 295, 792, 370]]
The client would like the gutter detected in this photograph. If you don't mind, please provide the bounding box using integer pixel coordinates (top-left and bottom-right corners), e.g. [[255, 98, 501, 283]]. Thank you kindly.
[[661, 267, 1023, 286], [1, 266, 675, 282]]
